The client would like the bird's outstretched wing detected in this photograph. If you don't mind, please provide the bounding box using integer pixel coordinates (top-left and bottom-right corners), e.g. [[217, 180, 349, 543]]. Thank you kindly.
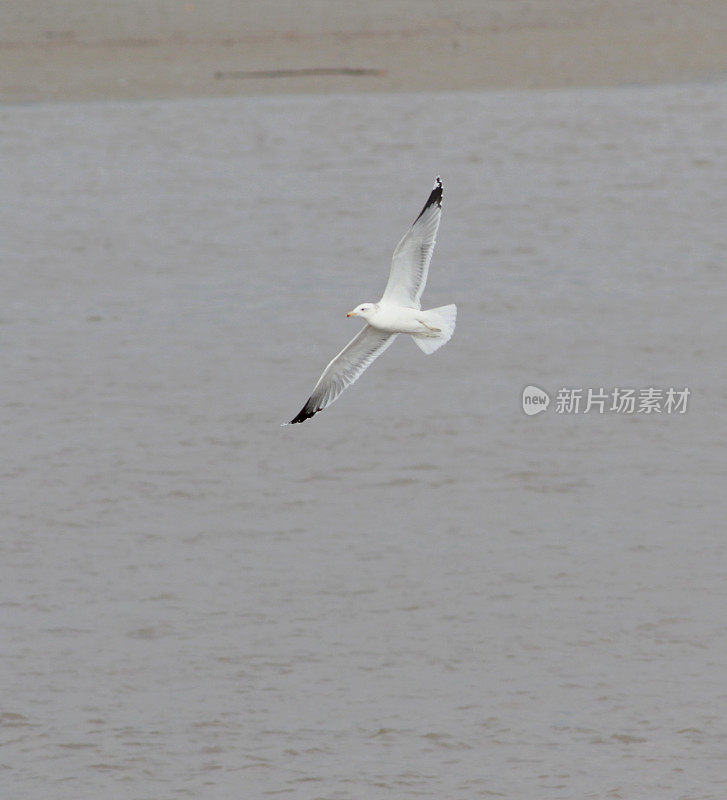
[[381, 176, 442, 309], [287, 326, 397, 424]]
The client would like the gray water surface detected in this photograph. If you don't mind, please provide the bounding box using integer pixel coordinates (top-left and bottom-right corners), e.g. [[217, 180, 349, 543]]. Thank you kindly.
[[3, 83, 727, 799]]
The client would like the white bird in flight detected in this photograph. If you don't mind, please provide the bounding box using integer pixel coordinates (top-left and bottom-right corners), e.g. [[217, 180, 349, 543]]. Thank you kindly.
[[287, 176, 457, 424]]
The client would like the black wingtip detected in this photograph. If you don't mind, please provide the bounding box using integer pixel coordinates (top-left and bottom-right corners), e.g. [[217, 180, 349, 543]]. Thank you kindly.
[[288, 399, 321, 424], [413, 176, 443, 223]]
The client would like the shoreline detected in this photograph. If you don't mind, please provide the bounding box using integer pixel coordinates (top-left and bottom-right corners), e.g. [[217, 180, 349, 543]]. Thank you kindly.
[[3, 3, 727, 103]]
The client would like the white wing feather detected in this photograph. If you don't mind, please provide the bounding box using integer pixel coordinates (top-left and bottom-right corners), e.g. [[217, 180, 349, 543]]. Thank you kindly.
[[288, 326, 396, 423], [381, 176, 443, 309]]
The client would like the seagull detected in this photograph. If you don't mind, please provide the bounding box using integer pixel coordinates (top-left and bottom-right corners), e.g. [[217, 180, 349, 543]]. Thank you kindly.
[[287, 176, 457, 424]]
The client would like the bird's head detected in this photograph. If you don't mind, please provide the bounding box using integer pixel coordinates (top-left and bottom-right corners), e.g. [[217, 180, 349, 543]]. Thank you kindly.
[[347, 303, 375, 319]]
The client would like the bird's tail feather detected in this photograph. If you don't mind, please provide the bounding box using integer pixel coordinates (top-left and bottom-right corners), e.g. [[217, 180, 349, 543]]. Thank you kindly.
[[413, 304, 457, 354]]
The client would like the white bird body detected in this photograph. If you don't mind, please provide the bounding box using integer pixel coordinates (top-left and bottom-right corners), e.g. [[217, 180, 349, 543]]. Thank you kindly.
[[353, 303, 442, 336], [287, 177, 456, 424]]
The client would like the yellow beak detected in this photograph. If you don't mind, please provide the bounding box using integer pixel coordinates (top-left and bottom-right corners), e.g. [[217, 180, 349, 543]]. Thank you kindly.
[[347, 311, 357, 317]]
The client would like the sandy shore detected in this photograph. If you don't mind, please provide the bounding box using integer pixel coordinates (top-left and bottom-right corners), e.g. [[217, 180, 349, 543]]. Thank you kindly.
[[3, 0, 727, 102]]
